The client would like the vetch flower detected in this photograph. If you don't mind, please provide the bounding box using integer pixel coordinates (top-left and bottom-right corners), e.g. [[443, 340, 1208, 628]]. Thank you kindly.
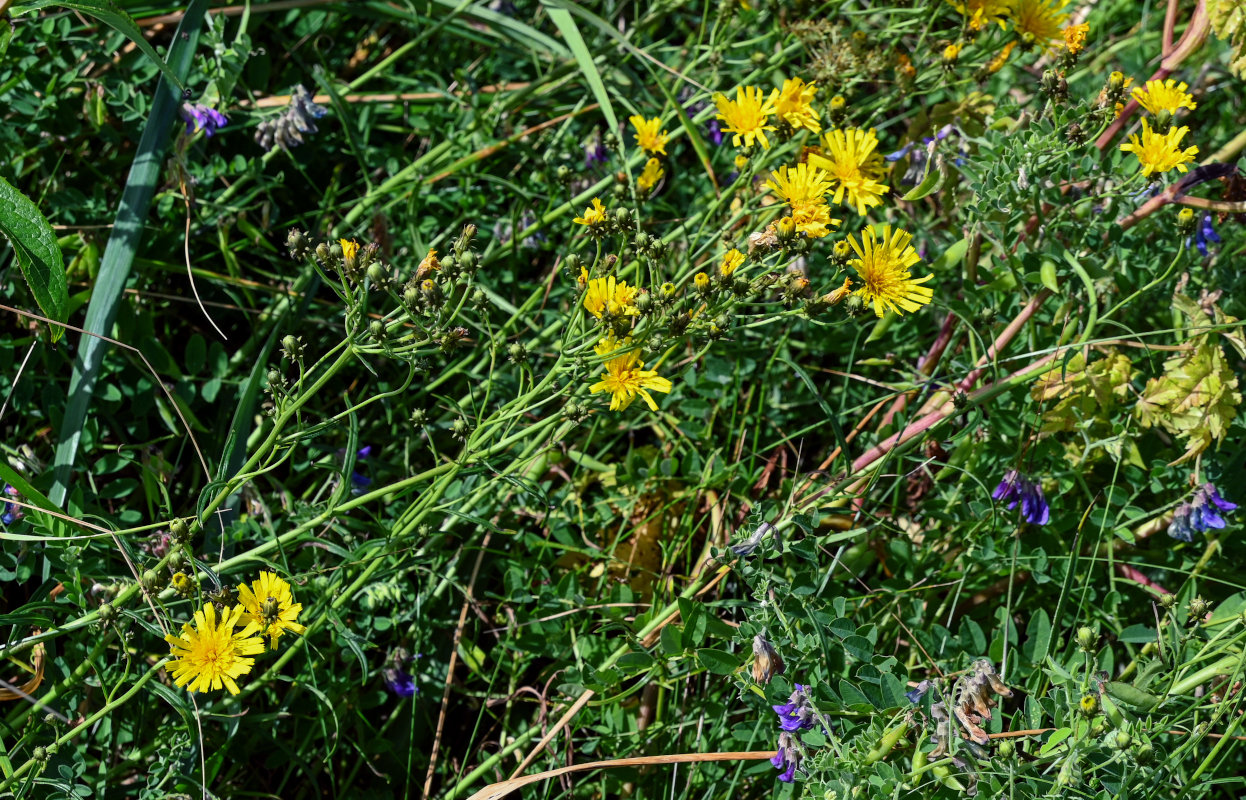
[[771, 731, 803, 783], [588, 336, 672, 412], [164, 603, 265, 694], [808, 128, 890, 216], [1131, 79, 1198, 115], [584, 134, 609, 168], [636, 158, 664, 194], [583, 276, 639, 319], [772, 683, 816, 732], [628, 115, 669, 155], [1192, 212, 1222, 257], [730, 520, 776, 556], [769, 77, 821, 134], [1, 484, 22, 526], [846, 225, 934, 317], [254, 85, 328, 152], [573, 197, 609, 228], [992, 469, 1050, 525], [1168, 483, 1237, 542], [180, 103, 228, 137], [706, 119, 724, 146], [713, 86, 777, 150], [384, 666, 418, 697], [237, 571, 307, 650], [1119, 118, 1199, 177]]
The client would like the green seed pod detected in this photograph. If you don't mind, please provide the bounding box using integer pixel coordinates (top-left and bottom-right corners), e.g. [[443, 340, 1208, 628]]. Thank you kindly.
[[281, 334, 304, 361], [1077, 626, 1097, 652], [997, 739, 1015, 758], [460, 250, 478, 271], [98, 602, 116, 623]]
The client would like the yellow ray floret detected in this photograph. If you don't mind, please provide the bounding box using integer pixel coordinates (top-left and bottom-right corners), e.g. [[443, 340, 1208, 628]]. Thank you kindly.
[[713, 86, 777, 150], [807, 128, 890, 216], [589, 337, 672, 412], [629, 115, 669, 155], [1119, 118, 1199, 176]]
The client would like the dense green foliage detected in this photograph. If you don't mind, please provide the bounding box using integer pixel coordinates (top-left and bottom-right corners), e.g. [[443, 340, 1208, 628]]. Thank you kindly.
[[1, 0, 1245, 798]]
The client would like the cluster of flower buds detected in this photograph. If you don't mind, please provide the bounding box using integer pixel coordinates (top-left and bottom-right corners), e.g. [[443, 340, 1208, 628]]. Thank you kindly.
[[255, 85, 328, 153]]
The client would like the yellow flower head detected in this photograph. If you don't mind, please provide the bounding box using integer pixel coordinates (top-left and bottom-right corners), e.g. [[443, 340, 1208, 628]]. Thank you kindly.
[[847, 225, 934, 317], [165, 603, 265, 694], [1119, 118, 1199, 177], [629, 115, 669, 156], [1062, 23, 1089, 54], [340, 239, 359, 262], [714, 86, 778, 150], [769, 77, 821, 135], [574, 197, 608, 227], [807, 128, 890, 216], [946, 0, 1010, 30], [416, 249, 440, 280], [765, 163, 834, 209], [719, 249, 746, 278], [583, 276, 640, 319], [824, 276, 854, 305], [589, 337, 672, 412], [1009, 0, 1071, 50], [238, 571, 307, 650], [637, 158, 665, 194], [1130, 79, 1198, 115], [790, 201, 840, 239]]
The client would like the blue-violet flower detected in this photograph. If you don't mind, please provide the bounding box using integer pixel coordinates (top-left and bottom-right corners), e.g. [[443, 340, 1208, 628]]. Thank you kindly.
[[1168, 482, 1237, 542], [992, 470, 1050, 525]]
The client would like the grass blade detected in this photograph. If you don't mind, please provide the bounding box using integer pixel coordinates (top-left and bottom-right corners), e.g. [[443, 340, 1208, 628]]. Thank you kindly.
[[542, 2, 618, 134]]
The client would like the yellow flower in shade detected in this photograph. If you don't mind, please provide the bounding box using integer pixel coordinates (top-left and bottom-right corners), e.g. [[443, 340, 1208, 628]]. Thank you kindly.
[[769, 77, 821, 134], [573, 197, 608, 227], [577, 266, 589, 290], [808, 128, 890, 216], [790, 201, 840, 239], [1062, 23, 1089, 54], [164, 603, 265, 694], [714, 86, 778, 149], [946, 0, 1009, 30], [719, 249, 746, 278], [637, 158, 665, 194], [765, 163, 834, 208], [339, 239, 359, 262], [1008, 0, 1070, 49], [583, 276, 639, 319], [589, 337, 672, 412], [629, 115, 668, 156], [238, 571, 307, 650], [847, 225, 934, 317], [942, 43, 962, 64], [1119, 118, 1199, 177], [1130, 79, 1198, 115]]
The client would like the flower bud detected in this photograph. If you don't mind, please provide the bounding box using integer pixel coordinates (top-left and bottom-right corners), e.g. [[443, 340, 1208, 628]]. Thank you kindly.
[[564, 253, 581, 274], [281, 334, 304, 361], [613, 207, 631, 227], [172, 572, 195, 596], [1153, 108, 1172, 132], [169, 517, 191, 543], [1111, 730, 1132, 749], [942, 43, 960, 67], [1134, 741, 1154, 764], [829, 95, 847, 126], [660, 282, 677, 302], [460, 250, 478, 271], [1077, 626, 1097, 652], [451, 417, 472, 440], [410, 408, 428, 427], [367, 262, 391, 290], [1079, 693, 1099, 716], [267, 368, 284, 391], [694, 272, 711, 295], [507, 342, 529, 364], [286, 228, 311, 260], [1176, 207, 1197, 236], [421, 278, 443, 306], [403, 285, 420, 307], [141, 569, 163, 593], [98, 602, 116, 622], [369, 320, 386, 341], [635, 290, 653, 313], [32, 747, 47, 763], [997, 739, 1015, 758], [1159, 592, 1177, 609], [1188, 595, 1211, 621]]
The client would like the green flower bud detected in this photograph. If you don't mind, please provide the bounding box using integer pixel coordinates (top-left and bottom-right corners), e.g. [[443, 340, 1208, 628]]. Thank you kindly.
[[369, 320, 386, 341], [451, 417, 472, 439], [98, 602, 116, 622], [410, 408, 428, 427], [1159, 592, 1178, 609], [286, 228, 311, 260], [1077, 626, 1097, 652], [169, 518, 190, 543], [507, 342, 529, 364], [997, 739, 1015, 757], [281, 334, 304, 361], [460, 250, 478, 271], [367, 262, 391, 290], [1176, 208, 1197, 236]]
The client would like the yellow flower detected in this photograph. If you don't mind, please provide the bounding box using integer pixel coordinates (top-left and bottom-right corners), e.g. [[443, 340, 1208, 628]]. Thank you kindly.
[[1062, 23, 1089, 54], [583, 276, 639, 319], [769, 77, 821, 134], [574, 197, 608, 227], [589, 337, 672, 412], [629, 115, 669, 156], [416, 249, 440, 281], [790, 201, 840, 239], [164, 603, 265, 695], [1131, 79, 1198, 115], [807, 128, 890, 216], [637, 158, 665, 194], [824, 277, 854, 305], [847, 225, 934, 317], [946, 0, 1010, 30], [719, 249, 746, 278], [765, 163, 833, 208], [238, 571, 307, 651], [986, 40, 1017, 73], [1008, 0, 1070, 50], [339, 239, 359, 262], [714, 86, 778, 150], [1119, 118, 1199, 177], [942, 43, 962, 64]]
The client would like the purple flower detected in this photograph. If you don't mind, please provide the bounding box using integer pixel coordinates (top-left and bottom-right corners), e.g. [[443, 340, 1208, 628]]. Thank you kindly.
[[357, 445, 373, 460], [180, 103, 228, 137], [772, 684, 815, 731], [1193, 213, 1222, 257], [992, 470, 1050, 525], [1169, 483, 1237, 542], [2, 484, 23, 526], [584, 135, 608, 169], [384, 667, 418, 697], [770, 731, 802, 783], [905, 679, 931, 704], [706, 119, 724, 146]]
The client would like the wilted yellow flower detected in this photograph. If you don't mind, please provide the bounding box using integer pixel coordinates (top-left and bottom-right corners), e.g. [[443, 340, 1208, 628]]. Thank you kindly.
[[714, 86, 778, 149], [165, 604, 265, 695], [1119, 118, 1199, 176], [719, 249, 746, 278], [637, 158, 665, 194], [1009, 0, 1070, 50], [416, 249, 440, 281], [770, 77, 821, 134], [573, 197, 608, 227], [1131, 79, 1198, 115], [847, 225, 934, 317], [583, 276, 640, 319], [589, 337, 672, 412], [629, 115, 669, 156], [824, 277, 854, 305], [1062, 23, 1089, 54], [986, 40, 1017, 73], [808, 128, 890, 216]]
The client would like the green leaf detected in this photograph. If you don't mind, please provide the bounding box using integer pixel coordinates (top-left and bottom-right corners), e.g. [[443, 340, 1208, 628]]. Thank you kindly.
[[697, 648, 739, 675], [542, 3, 618, 135], [0, 176, 68, 341], [16, 0, 186, 91]]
